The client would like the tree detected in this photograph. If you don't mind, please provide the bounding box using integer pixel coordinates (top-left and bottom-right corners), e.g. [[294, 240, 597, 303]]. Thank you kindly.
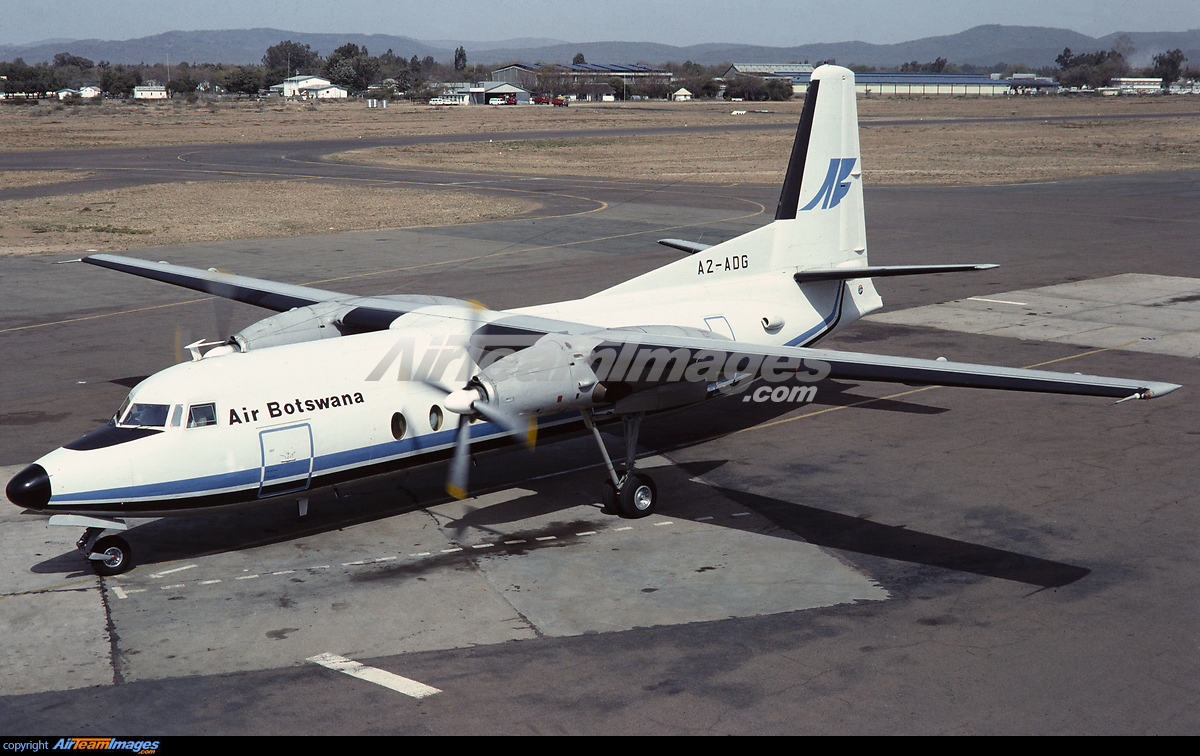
[[99, 65, 141, 97], [454, 46, 467, 71], [53, 52, 94, 69], [323, 43, 381, 92], [1055, 45, 1129, 89], [263, 40, 320, 86], [222, 66, 263, 95], [1150, 49, 1187, 87], [167, 76, 198, 96], [572, 52, 587, 65]]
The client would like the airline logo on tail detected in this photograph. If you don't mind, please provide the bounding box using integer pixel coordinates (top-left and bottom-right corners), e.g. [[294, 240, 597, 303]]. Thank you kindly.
[[800, 158, 857, 211]]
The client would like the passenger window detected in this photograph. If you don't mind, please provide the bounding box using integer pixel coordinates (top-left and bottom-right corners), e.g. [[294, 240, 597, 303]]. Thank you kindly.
[[187, 403, 218, 428]]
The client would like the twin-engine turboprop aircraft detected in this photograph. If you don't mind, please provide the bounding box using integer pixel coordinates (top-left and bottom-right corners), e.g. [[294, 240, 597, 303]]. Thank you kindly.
[[6, 66, 1181, 575]]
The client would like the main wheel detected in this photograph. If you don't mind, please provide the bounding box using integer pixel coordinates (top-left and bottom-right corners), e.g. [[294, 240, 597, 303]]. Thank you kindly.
[[618, 473, 657, 519], [90, 535, 132, 576], [601, 478, 619, 515]]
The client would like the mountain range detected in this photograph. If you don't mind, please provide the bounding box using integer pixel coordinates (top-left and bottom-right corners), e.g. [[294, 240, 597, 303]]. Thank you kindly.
[[2, 25, 1198, 70]]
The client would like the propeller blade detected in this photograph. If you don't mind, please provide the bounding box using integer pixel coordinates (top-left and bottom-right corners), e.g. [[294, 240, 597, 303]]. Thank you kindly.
[[445, 415, 472, 500], [472, 402, 536, 450]]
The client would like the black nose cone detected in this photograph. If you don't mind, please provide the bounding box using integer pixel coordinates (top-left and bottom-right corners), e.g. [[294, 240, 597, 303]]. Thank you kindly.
[[7, 464, 52, 509]]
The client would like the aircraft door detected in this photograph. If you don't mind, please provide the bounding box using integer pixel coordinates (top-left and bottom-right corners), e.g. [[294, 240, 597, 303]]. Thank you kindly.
[[258, 423, 314, 498]]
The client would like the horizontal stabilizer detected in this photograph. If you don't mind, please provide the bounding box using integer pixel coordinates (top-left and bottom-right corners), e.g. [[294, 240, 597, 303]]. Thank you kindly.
[[658, 238, 712, 255], [793, 264, 998, 283]]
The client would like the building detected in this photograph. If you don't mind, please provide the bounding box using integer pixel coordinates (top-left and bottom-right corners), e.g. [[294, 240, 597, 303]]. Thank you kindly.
[[673, 88, 693, 101], [492, 63, 670, 92], [277, 75, 347, 99], [450, 81, 531, 105], [791, 71, 1025, 96], [1111, 77, 1164, 94], [133, 85, 167, 99]]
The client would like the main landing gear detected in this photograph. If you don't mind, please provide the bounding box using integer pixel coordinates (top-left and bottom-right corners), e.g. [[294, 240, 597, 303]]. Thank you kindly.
[[581, 410, 659, 519]]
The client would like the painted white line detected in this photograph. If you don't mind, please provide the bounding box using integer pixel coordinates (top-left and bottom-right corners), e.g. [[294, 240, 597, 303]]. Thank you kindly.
[[373, 557, 397, 563], [411, 552, 431, 557], [200, 579, 222, 585], [111, 587, 127, 599], [534, 536, 557, 541], [150, 564, 197, 579], [308, 653, 441, 699], [272, 570, 296, 575], [236, 574, 259, 580], [615, 526, 633, 532], [441, 547, 462, 554], [732, 512, 752, 517], [503, 540, 526, 545], [344, 560, 368, 566], [968, 296, 1028, 306], [654, 521, 673, 526], [472, 543, 494, 549], [161, 584, 185, 590], [696, 516, 714, 521], [576, 531, 597, 536]]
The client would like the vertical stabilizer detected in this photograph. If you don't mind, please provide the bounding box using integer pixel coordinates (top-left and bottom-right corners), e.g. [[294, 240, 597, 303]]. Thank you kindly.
[[768, 65, 866, 272]]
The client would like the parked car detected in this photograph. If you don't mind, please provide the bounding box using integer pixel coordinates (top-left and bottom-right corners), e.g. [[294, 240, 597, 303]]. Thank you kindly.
[[552, 96, 569, 107], [533, 94, 551, 105]]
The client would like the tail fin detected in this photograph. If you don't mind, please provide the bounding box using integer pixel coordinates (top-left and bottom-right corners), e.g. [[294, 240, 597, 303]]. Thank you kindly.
[[767, 65, 866, 272]]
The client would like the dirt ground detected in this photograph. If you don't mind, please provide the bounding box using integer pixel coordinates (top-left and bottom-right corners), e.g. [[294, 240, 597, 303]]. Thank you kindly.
[[2, 95, 1198, 256]]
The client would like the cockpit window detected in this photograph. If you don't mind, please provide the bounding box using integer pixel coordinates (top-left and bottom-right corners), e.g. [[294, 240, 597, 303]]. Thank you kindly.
[[120, 403, 170, 427], [187, 403, 217, 428]]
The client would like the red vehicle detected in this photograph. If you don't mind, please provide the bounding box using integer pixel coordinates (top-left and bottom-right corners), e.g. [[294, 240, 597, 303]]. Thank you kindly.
[[552, 96, 569, 107], [533, 94, 551, 105]]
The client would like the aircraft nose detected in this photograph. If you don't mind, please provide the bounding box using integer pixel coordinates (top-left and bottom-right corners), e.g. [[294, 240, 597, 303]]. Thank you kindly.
[[6, 464, 52, 509]]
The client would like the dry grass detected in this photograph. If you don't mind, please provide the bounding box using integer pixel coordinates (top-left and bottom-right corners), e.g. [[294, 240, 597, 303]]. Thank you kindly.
[[3, 94, 1199, 256], [339, 97, 1200, 186], [0, 181, 530, 256]]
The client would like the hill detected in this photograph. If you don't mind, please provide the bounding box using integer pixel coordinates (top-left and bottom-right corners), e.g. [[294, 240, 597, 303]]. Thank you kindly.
[[1, 25, 1197, 70]]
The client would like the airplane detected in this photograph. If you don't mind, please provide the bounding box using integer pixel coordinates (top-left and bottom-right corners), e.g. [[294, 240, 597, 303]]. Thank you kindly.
[[5, 65, 1181, 576]]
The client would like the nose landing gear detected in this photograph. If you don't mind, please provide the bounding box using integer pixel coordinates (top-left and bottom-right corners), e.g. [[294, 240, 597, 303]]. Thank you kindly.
[[52, 516, 133, 576]]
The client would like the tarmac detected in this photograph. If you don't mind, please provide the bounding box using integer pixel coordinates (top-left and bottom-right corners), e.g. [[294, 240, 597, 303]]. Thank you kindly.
[[1, 130, 1197, 734]]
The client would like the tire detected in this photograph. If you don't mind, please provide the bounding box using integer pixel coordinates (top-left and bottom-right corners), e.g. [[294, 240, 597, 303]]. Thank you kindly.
[[618, 473, 657, 519], [90, 535, 132, 576], [601, 478, 619, 515]]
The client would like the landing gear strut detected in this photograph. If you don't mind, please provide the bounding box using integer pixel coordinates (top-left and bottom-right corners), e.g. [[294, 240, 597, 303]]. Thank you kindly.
[[582, 410, 658, 519]]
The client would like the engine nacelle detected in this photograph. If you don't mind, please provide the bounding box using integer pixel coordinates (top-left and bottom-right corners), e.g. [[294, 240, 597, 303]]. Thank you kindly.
[[228, 301, 351, 351], [473, 335, 605, 416]]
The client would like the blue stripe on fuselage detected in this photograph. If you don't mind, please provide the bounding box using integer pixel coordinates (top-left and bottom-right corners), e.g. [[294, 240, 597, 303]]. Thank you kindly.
[[47, 414, 569, 505]]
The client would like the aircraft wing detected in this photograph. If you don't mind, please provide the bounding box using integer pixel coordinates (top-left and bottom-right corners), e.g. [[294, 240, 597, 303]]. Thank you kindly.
[[80, 254, 478, 334], [576, 327, 1182, 402], [82, 253, 348, 312]]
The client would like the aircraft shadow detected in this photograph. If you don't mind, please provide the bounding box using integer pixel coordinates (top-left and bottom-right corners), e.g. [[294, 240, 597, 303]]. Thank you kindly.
[[698, 479, 1090, 588]]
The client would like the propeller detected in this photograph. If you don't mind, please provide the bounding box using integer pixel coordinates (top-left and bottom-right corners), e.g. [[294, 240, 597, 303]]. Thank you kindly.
[[424, 301, 537, 500], [441, 379, 537, 500]]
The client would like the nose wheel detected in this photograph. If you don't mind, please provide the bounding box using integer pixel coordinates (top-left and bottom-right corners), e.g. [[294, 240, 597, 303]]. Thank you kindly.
[[65, 521, 134, 576], [89, 535, 132, 576], [585, 411, 658, 519]]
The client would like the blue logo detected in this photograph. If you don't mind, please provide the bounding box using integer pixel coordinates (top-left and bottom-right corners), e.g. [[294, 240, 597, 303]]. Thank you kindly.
[[799, 158, 857, 211]]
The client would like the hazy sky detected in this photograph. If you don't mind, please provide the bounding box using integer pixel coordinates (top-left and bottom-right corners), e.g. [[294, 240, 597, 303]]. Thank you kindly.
[[4, 0, 1199, 47]]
